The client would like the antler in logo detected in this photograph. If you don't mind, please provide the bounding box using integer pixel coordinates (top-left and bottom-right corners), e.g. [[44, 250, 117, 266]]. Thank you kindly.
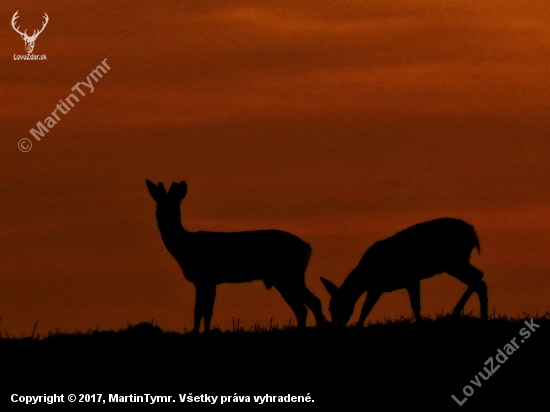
[[11, 11, 49, 54]]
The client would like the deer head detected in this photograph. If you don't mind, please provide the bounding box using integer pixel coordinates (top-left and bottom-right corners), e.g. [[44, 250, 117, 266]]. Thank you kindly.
[[11, 11, 49, 54]]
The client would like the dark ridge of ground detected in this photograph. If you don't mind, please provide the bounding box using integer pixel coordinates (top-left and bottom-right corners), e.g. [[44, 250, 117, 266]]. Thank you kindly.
[[1, 314, 548, 409]]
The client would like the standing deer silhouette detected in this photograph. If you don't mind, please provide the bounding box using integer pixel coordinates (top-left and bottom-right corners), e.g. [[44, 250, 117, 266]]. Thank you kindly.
[[146, 179, 325, 333], [320, 218, 487, 327]]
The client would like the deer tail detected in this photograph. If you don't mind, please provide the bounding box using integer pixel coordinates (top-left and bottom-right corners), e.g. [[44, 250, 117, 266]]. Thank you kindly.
[[472, 228, 481, 254], [304, 243, 312, 267]]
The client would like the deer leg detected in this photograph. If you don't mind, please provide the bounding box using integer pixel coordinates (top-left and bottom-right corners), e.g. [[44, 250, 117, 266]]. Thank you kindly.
[[193, 286, 202, 333], [194, 284, 217, 333], [406, 281, 422, 321], [452, 285, 476, 317], [302, 287, 326, 326], [275, 284, 308, 328], [477, 281, 488, 320], [448, 264, 488, 320], [357, 290, 382, 326], [202, 285, 217, 333]]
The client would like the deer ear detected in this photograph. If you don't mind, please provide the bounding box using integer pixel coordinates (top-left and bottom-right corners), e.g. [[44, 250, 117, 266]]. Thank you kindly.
[[167, 181, 187, 200], [146, 179, 166, 201], [321, 277, 339, 297], [178, 181, 187, 198], [168, 182, 178, 193]]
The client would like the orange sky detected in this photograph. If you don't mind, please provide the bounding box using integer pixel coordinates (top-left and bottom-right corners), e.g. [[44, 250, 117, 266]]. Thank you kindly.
[[1, 1, 549, 336]]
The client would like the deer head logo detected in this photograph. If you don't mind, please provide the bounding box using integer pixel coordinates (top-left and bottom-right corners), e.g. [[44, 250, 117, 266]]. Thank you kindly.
[[11, 11, 49, 54]]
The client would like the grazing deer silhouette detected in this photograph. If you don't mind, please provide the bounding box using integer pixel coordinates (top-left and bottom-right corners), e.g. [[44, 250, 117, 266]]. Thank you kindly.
[[146, 179, 325, 333], [320, 218, 487, 327]]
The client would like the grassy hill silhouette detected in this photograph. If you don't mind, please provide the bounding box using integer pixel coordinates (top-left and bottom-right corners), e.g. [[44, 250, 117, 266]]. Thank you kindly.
[[2, 314, 548, 409]]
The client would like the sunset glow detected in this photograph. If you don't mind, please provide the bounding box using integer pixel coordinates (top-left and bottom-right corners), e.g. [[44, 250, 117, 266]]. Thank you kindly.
[[1, 1, 549, 336]]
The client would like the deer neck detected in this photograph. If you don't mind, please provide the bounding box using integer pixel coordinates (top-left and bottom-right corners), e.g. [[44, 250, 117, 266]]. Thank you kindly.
[[155, 209, 190, 261], [340, 268, 367, 302]]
